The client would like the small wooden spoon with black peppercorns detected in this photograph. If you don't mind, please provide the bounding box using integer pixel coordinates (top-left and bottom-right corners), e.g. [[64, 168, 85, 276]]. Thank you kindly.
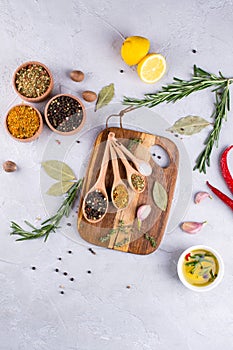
[[82, 138, 110, 223]]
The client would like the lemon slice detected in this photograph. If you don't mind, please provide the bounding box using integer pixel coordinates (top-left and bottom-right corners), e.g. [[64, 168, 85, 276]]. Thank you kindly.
[[137, 53, 166, 83]]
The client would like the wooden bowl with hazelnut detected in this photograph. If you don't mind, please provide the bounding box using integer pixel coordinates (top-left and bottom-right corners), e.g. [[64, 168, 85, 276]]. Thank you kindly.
[[13, 61, 53, 103], [5, 104, 43, 142], [44, 94, 86, 135]]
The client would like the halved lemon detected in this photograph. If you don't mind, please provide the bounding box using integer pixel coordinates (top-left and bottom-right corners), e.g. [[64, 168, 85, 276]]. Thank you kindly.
[[137, 53, 166, 83], [121, 36, 150, 66]]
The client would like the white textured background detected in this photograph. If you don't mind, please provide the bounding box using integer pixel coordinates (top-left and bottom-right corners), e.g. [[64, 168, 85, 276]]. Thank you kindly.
[[0, 1, 233, 349]]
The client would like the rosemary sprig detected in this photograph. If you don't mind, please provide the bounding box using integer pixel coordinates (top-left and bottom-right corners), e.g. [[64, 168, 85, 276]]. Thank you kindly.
[[123, 66, 233, 173], [194, 82, 230, 172], [99, 220, 132, 243], [10, 179, 83, 241], [144, 233, 157, 248]]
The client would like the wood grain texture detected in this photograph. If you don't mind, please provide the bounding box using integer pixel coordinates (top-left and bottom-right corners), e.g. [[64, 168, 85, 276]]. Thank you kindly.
[[77, 127, 179, 255]]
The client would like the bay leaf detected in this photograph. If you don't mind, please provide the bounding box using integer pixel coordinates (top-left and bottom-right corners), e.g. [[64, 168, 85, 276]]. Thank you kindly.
[[152, 181, 168, 211], [95, 83, 115, 111], [42, 160, 76, 181], [46, 181, 74, 196], [167, 116, 210, 135]]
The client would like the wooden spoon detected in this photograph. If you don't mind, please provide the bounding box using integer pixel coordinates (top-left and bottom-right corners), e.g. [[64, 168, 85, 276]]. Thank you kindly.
[[112, 141, 146, 193], [111, 135, 152, 176], [82, 138, 110, 223], [110, 142, 130, 210]]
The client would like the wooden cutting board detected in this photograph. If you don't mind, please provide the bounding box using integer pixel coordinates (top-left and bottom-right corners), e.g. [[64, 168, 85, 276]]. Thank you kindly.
[[77, 127, 179, 255]]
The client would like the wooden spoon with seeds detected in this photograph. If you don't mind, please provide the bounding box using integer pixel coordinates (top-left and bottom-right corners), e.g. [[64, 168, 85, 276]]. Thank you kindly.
[[82, 138, 110, 223], [111, 135, 152, 176], [109, 142, 130, 210], [111, 141, 146, 193]]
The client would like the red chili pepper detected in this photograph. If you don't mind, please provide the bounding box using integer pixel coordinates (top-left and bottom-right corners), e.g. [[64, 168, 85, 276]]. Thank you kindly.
[[185, 253, 191, 261], [206, 181, 233, 211], [220, 145, 233, 194]]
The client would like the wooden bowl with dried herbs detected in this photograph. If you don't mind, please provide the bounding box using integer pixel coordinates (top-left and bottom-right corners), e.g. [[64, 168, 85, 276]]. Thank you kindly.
[[5, 104, 43, 142], [13, 61, 53, 103], [44, 94, 86, 135]]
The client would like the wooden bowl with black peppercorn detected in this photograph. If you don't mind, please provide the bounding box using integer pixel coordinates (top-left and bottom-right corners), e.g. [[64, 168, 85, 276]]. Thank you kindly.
[[13, 61, 53, 103], [44, 94, 86, 135], [5, 103, 43, 142]]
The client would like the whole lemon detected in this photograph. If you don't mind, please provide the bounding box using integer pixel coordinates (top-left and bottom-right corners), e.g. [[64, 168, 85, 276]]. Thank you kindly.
[[121, 36, 150, 66]]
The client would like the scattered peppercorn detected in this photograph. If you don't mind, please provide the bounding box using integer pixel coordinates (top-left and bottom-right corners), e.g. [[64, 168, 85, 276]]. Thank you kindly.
[[7, 105, 40, 139], [67, 223, 71, 226], [70, 277, 74, 282], [84, 189, 107, 221], [120, 69, 124, 73], [87, 270, 92, 274], [55, 268, 59, 272], [3, 160, 17, 172], [60, 291, 65, 295], [192, 49, 197, 53], [15, 64, 50, 98], [88, 248, 96, 255], [68, 250, 72, 254], [126, 285, 131, 289], [31, 266, 36, 270], [63, 272, 68, 276], [58, 257, 62, 261], [46, 95, 83, 133]]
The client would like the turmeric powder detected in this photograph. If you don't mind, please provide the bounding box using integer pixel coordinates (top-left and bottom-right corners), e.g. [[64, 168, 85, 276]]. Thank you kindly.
[[6, 105, 40, 139]]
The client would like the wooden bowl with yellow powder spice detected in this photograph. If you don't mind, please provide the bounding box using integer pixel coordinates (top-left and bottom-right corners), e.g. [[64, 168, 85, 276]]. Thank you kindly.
[[13, 61, 53, 103], [5, 104, 43, 142]]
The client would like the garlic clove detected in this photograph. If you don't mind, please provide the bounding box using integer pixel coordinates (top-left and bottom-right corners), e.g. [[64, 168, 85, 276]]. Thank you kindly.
[[137, 204, 151, 230], [181, 221, 207, 234], [194, 191, 212, 204]]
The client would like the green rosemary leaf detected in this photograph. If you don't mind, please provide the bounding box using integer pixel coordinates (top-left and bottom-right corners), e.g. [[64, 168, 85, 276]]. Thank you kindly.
[[24, 220, 37, 230], [144, 234, 157, 248], [114, 238, 129, 248]]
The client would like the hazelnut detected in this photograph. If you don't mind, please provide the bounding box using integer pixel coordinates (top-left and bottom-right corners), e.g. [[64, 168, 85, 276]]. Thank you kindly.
[[3, 160, 17, 172], [70, 70, 84, 82], [82, 91, 97, 102]]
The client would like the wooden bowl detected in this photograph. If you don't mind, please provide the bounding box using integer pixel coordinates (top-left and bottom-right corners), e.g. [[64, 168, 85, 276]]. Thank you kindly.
[[44, 94, 86, 135], [12, 61, 53, 103], [5, 104, 43, 142]]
